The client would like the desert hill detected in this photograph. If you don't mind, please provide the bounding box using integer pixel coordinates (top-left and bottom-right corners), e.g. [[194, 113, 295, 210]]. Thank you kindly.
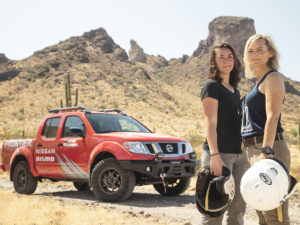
[[0, 16, 299, 147]]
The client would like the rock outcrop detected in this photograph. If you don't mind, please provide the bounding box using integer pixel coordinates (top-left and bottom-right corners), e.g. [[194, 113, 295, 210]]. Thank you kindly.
[[0, 53, 9, 64], [83, 28, 128, 61], [129, 40, 147, 63], [0, 67, 21, 81], [193, 16, 256, 60]]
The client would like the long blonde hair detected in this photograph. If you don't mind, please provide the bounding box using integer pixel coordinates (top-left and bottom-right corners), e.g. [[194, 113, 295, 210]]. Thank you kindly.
[[243, 34, 279, 78]]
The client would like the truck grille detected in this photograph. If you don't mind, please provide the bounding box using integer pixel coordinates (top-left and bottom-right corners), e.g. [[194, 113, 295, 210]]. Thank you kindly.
[[146, 144, 155, 154], [182, 143, 186, 154], [159, 143, 178, 154]]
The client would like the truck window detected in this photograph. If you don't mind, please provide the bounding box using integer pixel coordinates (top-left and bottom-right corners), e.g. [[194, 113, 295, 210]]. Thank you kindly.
[[119, 118, 140, 132], [62, 116, 86, 137], [42, 117, 61, 138], [86, 114, 150, 133]]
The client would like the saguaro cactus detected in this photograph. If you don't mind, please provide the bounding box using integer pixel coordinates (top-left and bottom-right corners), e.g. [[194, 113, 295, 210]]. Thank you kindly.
[[60, 74, 79, 107]]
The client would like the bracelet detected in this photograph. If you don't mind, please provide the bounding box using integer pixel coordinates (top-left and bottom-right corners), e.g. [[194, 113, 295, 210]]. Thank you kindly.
[[210, 152, 220, 157]]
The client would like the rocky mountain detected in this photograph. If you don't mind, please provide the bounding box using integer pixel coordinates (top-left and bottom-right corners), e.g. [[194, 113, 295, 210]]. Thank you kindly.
[[193, 16, 256, 60], [0, 16, 299, 145]]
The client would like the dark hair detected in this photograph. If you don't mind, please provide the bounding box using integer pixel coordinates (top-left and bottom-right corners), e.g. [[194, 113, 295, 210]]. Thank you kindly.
[[208, 43, 241, 87]]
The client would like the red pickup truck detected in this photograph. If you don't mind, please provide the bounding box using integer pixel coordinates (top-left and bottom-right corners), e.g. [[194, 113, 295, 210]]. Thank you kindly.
[[1, 107, 199, 202]]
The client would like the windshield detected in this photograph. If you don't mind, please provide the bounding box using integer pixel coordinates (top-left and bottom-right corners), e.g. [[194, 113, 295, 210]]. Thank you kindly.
[[85, 114, 151, 133]]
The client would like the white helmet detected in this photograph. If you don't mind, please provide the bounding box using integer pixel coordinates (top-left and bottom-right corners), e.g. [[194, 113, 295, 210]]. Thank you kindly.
[[196, 166, 235, 217], [240, 158, 297, 211]]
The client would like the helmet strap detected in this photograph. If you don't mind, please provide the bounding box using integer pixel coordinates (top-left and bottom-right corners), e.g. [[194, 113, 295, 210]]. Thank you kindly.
[[205, 182, 212, 211], [277, 205, 283, 222]]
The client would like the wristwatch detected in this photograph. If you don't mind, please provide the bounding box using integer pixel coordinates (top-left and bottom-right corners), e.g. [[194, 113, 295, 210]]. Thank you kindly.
[[261, 147, 274, 155]]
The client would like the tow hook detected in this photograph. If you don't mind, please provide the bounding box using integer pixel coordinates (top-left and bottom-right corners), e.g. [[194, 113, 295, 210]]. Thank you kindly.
[[160, 173, 167, 194]]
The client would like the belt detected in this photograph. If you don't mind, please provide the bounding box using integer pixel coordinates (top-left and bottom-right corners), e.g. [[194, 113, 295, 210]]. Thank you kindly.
[[242, 133, 284, 147]]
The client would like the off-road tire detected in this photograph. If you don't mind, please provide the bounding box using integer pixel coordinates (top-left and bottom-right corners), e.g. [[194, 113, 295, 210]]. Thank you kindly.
[[73, 182, 90, 191], [153, 177, 190, 196], [12, 161, 38, 194], [91, 158, 135, 202]]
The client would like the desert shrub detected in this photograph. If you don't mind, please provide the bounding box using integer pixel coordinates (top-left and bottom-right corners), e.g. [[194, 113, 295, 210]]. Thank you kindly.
[[47, 83, 53, 89], [186, 132, 205, 148], [141, 95, 147, 102], [85, 72, 91, 77], [290, 128, 298, 138], [113, 102, 118, 108], [41, 79, 46, 86], [17, 115, 25, 121], [158, 106, 165, 112], [25, 67, 35, 74], [98, 90, 103, 96]]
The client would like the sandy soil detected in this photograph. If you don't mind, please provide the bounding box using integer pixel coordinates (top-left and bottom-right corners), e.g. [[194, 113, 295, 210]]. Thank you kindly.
[[0, 176, 299, 225]]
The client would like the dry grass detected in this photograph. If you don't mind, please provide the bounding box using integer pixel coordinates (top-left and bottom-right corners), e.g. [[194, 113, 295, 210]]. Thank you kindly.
[[0, 189, 179, 225], [290, 144, 300, 184]]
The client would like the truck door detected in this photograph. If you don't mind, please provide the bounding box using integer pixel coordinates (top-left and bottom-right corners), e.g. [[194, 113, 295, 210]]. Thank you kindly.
[[56, 116, 89, 180], [35, 117, 61, 176]]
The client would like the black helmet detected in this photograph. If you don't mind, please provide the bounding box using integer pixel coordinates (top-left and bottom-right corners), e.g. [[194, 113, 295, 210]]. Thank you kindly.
[[195, 166, 235, 217]]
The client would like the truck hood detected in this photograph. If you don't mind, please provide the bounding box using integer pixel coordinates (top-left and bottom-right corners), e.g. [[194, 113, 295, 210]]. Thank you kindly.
[[93, 132, 187, 142]]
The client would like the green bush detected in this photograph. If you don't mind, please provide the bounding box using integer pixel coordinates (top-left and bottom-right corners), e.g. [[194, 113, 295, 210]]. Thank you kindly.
[[41, 79, 46, 86], [290, 128, 298, 138], [98, 90, 103, 96]]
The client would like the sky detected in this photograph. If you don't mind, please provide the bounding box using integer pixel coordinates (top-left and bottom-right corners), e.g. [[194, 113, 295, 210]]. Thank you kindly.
[[0, 0, 300, 82]]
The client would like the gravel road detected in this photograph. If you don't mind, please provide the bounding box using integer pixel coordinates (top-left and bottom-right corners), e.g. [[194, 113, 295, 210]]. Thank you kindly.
[[0, 177, 299, 225]]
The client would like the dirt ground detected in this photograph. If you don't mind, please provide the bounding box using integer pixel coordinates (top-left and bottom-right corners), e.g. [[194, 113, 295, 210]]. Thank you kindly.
[[0, 176, 299, 225]]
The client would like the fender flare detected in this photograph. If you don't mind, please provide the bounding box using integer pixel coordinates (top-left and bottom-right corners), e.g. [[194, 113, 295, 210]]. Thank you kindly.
[[10, 147, 39, 181], [88, 141, 133, 175]]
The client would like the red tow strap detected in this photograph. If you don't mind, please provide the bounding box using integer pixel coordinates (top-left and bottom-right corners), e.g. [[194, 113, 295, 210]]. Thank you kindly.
[[160, 173, 167, 194]]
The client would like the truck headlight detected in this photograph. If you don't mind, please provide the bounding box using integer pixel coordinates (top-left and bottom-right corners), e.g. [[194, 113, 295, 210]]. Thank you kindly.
[[123, 141, 148, 154], [185, 142, 193, 153]]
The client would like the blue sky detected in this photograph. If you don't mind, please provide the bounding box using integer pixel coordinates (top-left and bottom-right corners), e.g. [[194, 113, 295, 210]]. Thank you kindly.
[[0, 0, 299, 82]]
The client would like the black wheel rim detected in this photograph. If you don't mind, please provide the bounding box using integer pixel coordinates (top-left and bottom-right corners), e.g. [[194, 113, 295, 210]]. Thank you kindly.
[[16, 168, 27, 190], [99, 168, 121, 193]]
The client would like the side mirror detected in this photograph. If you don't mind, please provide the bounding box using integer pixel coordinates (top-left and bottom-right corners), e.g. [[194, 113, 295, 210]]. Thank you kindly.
[[69, 127, 85, 137]]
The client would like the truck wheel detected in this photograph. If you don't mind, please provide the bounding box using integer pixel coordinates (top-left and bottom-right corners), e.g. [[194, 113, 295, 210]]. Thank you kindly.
[[91, 158, 135, 202], [13, 161, 37, 194], [73, 182, 90, 191], [153, 177, 190, 196]]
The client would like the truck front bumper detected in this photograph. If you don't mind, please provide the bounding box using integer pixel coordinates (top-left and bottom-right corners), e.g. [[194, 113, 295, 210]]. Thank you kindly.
[[119, 159, 200, 178]]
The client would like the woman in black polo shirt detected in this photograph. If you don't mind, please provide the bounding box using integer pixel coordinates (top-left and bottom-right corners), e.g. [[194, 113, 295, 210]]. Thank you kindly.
[[241, 34, 291, 225], [200, 43, 247, 225]]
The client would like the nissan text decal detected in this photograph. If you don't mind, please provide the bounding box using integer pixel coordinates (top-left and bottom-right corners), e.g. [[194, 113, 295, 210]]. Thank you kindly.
[[259, 173, 272, 185]]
